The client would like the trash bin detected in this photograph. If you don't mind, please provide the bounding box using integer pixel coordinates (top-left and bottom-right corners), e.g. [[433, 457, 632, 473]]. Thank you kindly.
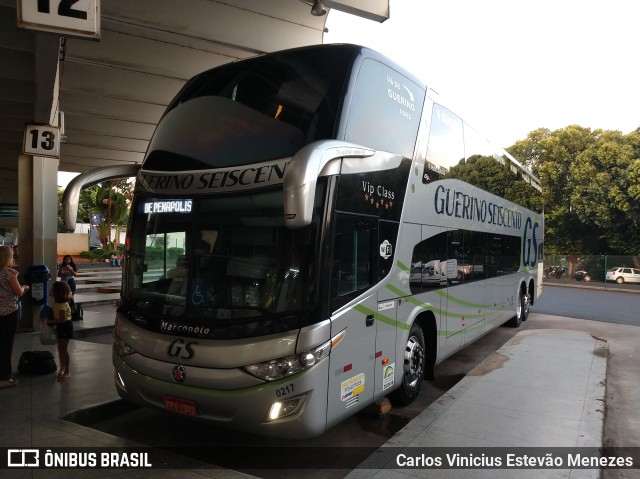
[[25, 265, 51, 305]]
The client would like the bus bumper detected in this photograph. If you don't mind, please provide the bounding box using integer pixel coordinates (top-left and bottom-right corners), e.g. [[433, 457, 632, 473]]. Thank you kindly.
[[113, 352, 329, 439]]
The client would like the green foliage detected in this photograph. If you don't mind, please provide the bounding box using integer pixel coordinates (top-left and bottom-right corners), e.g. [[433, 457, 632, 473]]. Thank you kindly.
[[144, 246, 184, 262], [58, 179, 131, 244], [508, 125, 640, 254], [448, 154, 543, 213], [79, 244, 124, 260]]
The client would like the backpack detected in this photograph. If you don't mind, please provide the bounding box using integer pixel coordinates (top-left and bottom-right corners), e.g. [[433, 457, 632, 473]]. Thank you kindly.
[[72, 303, 83, 321], [18, 350, 57, 375]]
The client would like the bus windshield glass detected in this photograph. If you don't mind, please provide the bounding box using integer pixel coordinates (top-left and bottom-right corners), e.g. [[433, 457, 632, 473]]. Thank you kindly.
[[143, 46, 356, 171], [123, 186, 323, 336]]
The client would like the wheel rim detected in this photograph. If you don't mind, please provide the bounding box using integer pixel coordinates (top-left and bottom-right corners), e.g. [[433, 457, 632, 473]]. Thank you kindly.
[[403, 335, 424, 388], [516, 293, 523, 319]]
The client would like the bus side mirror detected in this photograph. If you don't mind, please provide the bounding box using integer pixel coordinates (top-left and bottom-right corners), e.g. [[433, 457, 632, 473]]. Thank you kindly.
[[61, 164, 141, 232], [283, 140, 375, 229]]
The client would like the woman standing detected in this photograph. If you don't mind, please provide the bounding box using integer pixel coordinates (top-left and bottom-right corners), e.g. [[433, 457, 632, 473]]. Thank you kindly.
[[57, 255, 77, 308], [0, 246, 29, 388]]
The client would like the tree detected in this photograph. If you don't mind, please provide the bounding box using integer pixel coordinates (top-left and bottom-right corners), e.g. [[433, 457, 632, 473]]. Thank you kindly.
[[94, 180, 131, 248], [569, 131, 640, 253], [447, 154, 543, 214], [57, 180, 131, 248], [507, 125, 640, 255], [57, 185, 100, 233]]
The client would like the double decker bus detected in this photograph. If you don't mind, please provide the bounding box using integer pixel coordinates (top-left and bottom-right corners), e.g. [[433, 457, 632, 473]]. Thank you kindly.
[[110, 44, 543, 439]]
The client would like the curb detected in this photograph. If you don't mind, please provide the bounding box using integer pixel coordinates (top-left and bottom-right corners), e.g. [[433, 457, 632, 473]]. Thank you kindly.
[[544, 281, 640, 295]]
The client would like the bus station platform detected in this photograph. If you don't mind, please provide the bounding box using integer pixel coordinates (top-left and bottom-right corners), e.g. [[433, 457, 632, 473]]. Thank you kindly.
[[0, 276, 621, 478]]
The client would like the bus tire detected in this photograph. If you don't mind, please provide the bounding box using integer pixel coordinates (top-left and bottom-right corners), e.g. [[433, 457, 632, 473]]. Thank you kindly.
[[389, 323, 425, 406], [507, 288, 527, 327]]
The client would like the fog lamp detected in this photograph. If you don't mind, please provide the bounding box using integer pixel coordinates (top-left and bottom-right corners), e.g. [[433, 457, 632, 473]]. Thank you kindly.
[[113, 333, 136, 357], [268, 396, 305, 421]]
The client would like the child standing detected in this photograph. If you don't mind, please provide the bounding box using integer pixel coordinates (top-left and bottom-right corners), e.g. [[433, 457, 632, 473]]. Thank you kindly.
[[48, 281, 73, 380]]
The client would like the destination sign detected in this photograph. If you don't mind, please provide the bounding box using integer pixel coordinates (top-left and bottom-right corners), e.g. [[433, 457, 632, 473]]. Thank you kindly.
[[142, 200, 192, 214]]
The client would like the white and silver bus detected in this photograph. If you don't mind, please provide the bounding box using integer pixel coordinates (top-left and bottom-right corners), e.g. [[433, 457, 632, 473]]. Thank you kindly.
[[111, 44, 543, 439]]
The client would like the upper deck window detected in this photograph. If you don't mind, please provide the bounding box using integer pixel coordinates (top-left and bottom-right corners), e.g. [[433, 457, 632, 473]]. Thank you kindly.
[[144, 47, 356, 171], [344, 59, 425, 158]]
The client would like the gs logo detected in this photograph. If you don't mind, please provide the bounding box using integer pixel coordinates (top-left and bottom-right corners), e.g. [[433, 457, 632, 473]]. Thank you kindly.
[[168, 339, 197, 360], [522, 217, 539, 267]]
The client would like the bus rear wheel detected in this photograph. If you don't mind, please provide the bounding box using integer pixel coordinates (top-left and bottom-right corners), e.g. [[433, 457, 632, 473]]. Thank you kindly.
[[507, 288, 528, 327], [389, 324, 425, 406]]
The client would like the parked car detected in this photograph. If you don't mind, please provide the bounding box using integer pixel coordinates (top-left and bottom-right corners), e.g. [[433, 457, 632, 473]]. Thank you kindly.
[[574, 270, 592, 282], [605, 267, 640, 284]]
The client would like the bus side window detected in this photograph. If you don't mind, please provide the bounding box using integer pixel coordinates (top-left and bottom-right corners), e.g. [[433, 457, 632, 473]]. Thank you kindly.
[[331, 213, 377, 307]]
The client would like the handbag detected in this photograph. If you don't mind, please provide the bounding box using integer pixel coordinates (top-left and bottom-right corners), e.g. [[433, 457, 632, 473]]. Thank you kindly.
[[40, 324, 57, 345]]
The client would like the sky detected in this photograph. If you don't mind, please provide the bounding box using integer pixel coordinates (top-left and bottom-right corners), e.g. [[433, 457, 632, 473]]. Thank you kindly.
[[58, 170, 78, 188], [324, 0, 640, 149]]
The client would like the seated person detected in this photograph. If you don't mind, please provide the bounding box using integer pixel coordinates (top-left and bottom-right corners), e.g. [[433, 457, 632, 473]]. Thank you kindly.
[[167, 255, 188, 279]]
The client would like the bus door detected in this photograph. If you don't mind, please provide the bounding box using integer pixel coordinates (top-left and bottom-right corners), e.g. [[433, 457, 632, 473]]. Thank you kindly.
[[444, 229, 485, 348], [424, 227, 462, 358], [326, 213, 378, 425]]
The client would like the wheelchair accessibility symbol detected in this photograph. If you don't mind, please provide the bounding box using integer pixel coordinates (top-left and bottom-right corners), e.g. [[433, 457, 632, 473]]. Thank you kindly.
[[191, 283, 208, 305]]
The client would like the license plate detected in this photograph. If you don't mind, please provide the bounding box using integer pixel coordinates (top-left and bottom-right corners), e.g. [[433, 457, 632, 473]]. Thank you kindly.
[[163, 396, 199, 416]]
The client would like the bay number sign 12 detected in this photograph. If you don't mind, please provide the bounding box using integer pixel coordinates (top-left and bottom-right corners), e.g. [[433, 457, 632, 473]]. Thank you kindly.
[[18, 0, 100, 39]]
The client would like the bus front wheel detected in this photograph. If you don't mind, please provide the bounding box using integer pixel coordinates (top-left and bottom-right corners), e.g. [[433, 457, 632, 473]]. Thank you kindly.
[[390, 324, 425, 406]]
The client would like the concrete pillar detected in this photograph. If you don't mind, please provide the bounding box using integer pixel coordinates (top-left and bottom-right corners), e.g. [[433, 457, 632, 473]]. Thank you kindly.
[[17, 41, 61, 331], [17, 154, 59, 331]]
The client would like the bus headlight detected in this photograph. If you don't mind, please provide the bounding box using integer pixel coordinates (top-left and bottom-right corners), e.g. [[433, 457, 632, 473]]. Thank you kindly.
[[113, 333, 136, 357], [243, 329, 345, 381]]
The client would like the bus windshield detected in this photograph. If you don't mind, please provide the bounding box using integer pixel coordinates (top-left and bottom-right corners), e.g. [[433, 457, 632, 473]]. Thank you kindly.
[[123, 186, 324, 337], [143, 46, 355, 172]]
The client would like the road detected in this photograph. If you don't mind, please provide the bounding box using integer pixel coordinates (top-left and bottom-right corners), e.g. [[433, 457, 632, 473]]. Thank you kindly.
[[532, 283, 640, 325], [71, 285, 640, 478]]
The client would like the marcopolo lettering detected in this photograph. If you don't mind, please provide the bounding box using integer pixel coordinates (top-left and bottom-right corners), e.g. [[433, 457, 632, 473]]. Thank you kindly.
[[434, 184, 521, 230], [161, 321, 211, 338]]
